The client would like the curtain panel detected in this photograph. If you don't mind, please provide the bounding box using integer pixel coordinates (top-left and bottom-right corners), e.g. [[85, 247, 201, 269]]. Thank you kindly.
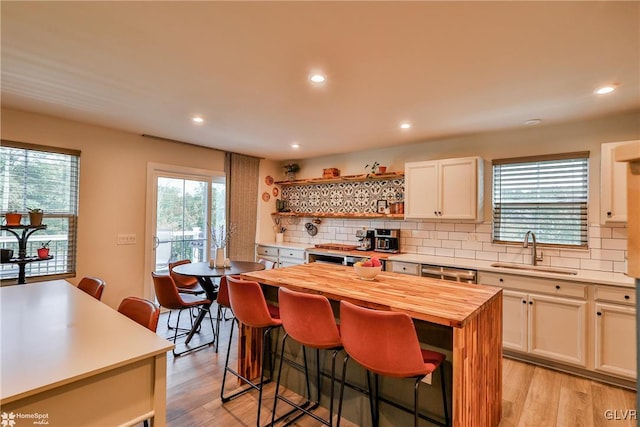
[[225, 153, 260, 261]]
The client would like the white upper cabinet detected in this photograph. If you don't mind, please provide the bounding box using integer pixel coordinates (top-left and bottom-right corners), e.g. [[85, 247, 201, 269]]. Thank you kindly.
[[404, 156, 483, 221], [601, 141, 633, 223]]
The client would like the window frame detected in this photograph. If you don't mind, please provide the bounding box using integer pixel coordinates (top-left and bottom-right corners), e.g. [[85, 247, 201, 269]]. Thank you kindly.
[[492, 151, 590, 249], [1, 140, 80, 283]]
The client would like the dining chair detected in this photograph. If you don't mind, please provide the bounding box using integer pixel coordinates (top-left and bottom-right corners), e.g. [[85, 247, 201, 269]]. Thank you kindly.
[[221, 276, 281, 426], [338, 300, 449, 427], [117, 297, 161, 332], [151, 273, 215, 356], [272, 287, 343, 427], [169, 259, 205, 295], [77, 276, 106, 301]]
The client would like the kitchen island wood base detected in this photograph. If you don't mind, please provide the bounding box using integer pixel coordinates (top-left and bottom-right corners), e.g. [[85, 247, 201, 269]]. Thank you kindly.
[[240, 263, 503, 426]]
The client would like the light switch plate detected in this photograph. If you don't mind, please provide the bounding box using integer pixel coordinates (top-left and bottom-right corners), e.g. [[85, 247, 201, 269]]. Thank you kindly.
[[117, 234, 136, 245]]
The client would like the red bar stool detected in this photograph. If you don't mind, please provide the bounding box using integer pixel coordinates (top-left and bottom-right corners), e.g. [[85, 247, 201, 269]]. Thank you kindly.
[[338, 300, 449, 427], [221, 276, 282, 426], [271, 287, 343, 426]]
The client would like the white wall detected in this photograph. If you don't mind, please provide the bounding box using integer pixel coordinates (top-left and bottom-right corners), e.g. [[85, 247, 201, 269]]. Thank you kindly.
[[1, 108, 226, 308], [273, 111, 640, 274]]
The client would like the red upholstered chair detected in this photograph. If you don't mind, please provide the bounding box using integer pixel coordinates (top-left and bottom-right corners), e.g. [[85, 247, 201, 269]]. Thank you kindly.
[[152, 273, 215, 356], [221, 276, 282, 427], [271, 287, 343, 427], [338, 300, 449, 427], [78, 276, 106, 301], [117, 297, 161, 332], [214, 275, 238, 352], [168, 259, 205, 295]]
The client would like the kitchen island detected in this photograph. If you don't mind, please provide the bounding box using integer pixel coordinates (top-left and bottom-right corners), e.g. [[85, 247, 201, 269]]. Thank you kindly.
[[241, 263, 503, 427]]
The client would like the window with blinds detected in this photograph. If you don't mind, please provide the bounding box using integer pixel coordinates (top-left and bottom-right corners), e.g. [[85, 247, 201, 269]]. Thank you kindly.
[[1, 140, 80, 281], [492, 152, 589, 247]]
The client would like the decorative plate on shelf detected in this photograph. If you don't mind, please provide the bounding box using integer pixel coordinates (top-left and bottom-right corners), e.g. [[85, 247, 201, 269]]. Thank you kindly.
[[265, 175, 274, 186], [262, 192, 270, 202], [272, 187, 279, 197]]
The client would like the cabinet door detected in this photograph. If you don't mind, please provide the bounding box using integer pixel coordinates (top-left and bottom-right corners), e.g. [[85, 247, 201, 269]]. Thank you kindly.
[[601, 141, 628, 223], [503, 290, 528, 352], [594, 303, 636, 379], [528, 294, 587, 367], [439, 157, 478, 219], [404, 161, 438, 219]]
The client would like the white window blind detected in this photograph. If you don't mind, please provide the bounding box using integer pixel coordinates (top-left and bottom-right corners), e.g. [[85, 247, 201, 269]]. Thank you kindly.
[[492, 152, 589, 247], [1, 140, 80, 281]]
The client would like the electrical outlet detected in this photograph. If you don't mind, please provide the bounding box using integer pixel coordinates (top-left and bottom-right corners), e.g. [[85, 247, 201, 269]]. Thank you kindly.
[[117, 234, 137, 245]]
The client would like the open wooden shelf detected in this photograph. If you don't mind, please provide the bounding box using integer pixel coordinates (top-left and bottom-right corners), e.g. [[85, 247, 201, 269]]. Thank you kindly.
[[275, 172, 404, 186], [271, 212, 404, 219]]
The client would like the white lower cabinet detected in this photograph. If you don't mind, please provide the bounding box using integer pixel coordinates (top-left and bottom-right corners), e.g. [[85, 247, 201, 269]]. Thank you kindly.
[[593, 285, 637, 379], [527, 294, 587, 367], [501, 289, 587, 367], [502, 290, 528, 352], [256, 245, 306, 268], [480, 272, 588, 368]]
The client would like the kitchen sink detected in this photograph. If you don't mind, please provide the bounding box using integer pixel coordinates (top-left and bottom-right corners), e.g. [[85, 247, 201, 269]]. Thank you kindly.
[[490, 262, 578, 275]]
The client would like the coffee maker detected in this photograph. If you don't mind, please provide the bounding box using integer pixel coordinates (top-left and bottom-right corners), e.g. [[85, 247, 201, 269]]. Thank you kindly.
[[374, 228, 400, 253], [356, 228, 375, 251]]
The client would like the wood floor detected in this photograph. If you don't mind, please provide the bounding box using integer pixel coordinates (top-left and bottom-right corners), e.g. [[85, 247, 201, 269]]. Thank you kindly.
[[158, 311, 636, 427]]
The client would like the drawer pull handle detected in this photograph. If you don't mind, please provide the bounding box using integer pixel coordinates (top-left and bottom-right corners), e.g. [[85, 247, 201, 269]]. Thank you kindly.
[[522, 300, 527, 304], [529, 301, 533, 305], [499, 278, 504, 282], [625, 295, 630, 300], [597, 312, 602, 316], [607, 212, 612, 217], [555, 285, 560, 290]]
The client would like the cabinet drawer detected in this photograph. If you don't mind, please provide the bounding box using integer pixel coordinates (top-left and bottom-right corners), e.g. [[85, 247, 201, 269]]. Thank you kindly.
[[389, 261, 421, 276], [279, 248, 306, 260], [257, 246, 278, 257], [479, 272, 587, 299], [595, 286, 635, 305]]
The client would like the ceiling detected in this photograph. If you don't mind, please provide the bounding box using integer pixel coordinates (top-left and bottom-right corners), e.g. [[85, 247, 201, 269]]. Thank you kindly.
[[1, 2, 638, 161]]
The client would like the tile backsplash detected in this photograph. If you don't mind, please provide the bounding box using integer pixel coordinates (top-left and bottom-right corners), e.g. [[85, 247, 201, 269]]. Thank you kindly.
[[280, 218, 628, 274]]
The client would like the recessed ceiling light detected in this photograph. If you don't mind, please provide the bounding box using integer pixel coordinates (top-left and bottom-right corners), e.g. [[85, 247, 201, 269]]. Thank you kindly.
[[524, 118, 542, 126], [595, 85, 616, 95], [291, 143, 300, 149], [400, 122, 412, 129], [192, 116, 204, 123], [309, 74, 326, 84]]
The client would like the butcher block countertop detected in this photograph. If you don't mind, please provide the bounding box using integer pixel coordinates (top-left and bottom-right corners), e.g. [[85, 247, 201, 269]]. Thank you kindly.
[[241, 263, 501, 328]]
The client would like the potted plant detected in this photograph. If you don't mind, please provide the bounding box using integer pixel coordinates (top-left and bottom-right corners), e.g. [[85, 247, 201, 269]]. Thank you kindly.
[[283, 163, 300, 181], [37, 241, 51, 259], [4, 211, 22, 226], [28, 208, 44, 226]]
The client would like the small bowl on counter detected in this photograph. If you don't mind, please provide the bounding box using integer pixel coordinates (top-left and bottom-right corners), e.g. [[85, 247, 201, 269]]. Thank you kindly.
[[353, 265, 382, 281]]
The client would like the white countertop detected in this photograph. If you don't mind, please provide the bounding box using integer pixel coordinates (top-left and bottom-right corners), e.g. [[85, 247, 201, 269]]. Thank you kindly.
[[256, 242, 635, 287], [257, 241, 314, 250], [0, 280, 174, 404], [387, 253, 635, 288]]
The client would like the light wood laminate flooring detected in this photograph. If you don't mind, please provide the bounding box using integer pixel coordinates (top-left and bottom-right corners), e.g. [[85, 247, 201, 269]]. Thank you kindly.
[[159, 310, 636, 426]]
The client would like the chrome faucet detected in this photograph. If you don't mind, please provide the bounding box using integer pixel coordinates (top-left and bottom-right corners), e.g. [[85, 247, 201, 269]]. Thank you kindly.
[[523, 231, 543, 266]]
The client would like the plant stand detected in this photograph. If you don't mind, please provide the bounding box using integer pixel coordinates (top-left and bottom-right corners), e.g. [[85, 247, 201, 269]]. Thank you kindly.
[[1, 224, 52, 284]]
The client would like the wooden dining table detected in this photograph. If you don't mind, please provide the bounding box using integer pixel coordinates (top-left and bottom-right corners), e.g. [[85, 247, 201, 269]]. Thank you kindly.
[[172, 261, 265, 343], [240, 262, 503, 427]]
